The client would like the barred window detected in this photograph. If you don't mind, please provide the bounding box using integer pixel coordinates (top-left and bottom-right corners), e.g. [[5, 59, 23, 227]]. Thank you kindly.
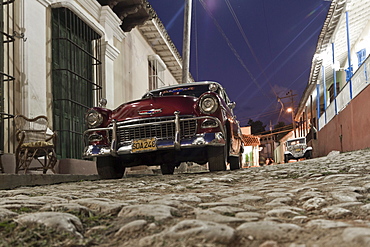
[[148, 55, 165, 91], [0, 0, 15, 153], [52, 8, 102, 159]]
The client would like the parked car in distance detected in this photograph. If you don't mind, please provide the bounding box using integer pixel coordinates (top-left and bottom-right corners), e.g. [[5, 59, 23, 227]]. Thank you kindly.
[[284, 137, 312, 163], [83, 81, 244, 179]]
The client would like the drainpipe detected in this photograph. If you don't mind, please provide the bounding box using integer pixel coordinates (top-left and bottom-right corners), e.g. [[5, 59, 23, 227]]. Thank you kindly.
[[310, 95, 314, 140], [345, 8, 353, 99], [340, 124, 343, 152], [322, 65, 327, 124], [332, 42, 338, 115], [316, 82, 320, 130]]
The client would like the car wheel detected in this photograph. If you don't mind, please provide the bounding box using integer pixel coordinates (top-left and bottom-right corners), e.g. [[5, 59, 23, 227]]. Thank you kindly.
[[96, 156, 125, 179], [305, 150, 312, 159], [284, 154, 290, 164], [208, 146, 227, 172], [160, 164, 176, 175], [229, 154, 241, 170]]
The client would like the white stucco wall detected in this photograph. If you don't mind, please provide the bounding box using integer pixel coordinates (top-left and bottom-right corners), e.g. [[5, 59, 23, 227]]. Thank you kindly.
[[114, 29, 149, 105], [23, 0, 48, 118], [113, 27, 180, 108], [242, 145, 259, 167]]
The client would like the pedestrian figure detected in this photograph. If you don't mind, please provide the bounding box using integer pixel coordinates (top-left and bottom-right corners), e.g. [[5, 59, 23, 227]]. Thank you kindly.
[[259, 156, 266, 167]]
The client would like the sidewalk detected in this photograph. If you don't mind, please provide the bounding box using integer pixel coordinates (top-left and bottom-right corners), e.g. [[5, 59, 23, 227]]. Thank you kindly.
[[0, 174, 99, 190]]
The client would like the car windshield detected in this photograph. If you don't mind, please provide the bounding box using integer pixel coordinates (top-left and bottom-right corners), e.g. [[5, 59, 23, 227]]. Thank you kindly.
[[143, 84, 213, 98], [287, 138, 305, 146]]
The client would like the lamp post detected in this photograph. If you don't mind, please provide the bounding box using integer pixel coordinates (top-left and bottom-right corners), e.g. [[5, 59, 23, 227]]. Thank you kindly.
[[287, 107, 296, 138], [277, 90, 297, 138], [182, 0, 192, 83]]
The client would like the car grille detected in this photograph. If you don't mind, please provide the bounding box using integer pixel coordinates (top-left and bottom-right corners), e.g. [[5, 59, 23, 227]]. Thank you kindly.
[[115, 116, 197, 142]]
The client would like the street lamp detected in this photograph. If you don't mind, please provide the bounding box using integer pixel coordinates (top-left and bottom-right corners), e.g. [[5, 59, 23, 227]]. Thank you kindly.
[[278, 90, 297, 138]]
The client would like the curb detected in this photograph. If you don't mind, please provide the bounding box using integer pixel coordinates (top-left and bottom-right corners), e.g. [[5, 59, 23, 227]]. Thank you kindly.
[[0, 174, 100, 190]]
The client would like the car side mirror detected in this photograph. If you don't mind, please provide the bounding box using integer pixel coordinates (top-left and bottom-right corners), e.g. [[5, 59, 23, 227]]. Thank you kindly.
[[228, 101, 236, 110]]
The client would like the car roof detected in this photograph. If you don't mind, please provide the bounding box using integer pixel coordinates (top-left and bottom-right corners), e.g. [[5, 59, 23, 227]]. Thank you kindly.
[[148, 81, 224, 93], [287, 137, 305, 142]]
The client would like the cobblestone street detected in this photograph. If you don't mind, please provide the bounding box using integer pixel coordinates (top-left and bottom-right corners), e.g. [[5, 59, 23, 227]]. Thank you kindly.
[[2, 149, 370, 246]]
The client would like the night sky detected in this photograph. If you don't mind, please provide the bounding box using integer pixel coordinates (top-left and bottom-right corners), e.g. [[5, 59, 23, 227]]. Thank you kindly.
[[149, 0, 331, 128]]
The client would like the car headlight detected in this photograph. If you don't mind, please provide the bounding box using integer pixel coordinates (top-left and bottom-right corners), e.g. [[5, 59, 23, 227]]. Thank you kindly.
[[199, 95, 219, 114], [85, 109, 103, 128]]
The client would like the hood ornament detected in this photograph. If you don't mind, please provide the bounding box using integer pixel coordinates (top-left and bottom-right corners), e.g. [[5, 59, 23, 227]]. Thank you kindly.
[[138, 109, 162, 115]]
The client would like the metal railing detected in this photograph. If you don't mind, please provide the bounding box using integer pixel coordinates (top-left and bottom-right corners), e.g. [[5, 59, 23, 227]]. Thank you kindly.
[[318, 55, 370, 130]]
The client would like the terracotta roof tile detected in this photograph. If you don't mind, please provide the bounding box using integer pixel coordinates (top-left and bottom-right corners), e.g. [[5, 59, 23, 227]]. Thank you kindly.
[[242, 134, 260, 146]]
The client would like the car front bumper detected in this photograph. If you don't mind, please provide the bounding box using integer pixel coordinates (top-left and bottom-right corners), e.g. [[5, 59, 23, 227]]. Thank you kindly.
[[83, 113, 226, 158], [83, 132, 225, 158], [284, 147, 312, 159]]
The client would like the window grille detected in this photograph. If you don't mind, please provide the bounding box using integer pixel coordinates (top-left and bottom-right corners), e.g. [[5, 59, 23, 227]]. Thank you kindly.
[[148, 60, 157, 91], [148, 55, 165, 90], [52, 8, 102, 159], [0, 0, 15, 153]]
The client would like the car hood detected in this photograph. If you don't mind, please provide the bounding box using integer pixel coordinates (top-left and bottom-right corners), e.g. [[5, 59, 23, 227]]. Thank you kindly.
[[112, 96, 198, 121], [287, 144, 306, 151]]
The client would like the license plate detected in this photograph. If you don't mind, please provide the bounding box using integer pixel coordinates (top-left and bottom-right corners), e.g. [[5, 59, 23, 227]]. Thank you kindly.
[[131, 138, 157, 153]]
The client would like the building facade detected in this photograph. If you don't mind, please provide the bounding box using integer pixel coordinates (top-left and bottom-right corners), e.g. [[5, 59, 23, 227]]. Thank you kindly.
[[1, 0, 186, 172], [295, 0, 370, 157], [240, 127, 260, 167]]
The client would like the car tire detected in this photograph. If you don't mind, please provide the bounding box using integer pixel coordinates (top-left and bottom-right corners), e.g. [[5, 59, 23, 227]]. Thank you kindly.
[[96, 156, 125, 179], [160, 164, 176, 175], [284, 154, 290, 164], [229, 154, 241, 170], [208, 146, 227, 172], [305, 150, 312, 159]]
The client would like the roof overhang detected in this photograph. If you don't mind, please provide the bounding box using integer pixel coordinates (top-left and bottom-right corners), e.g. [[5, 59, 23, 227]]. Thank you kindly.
[[97, 0, 152, 32], [242, 134, 260, 147], [138, 9, 194, 84]]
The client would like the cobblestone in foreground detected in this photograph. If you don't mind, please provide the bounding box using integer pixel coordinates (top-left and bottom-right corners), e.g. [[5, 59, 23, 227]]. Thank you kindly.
[[1, 149, 370, 246]]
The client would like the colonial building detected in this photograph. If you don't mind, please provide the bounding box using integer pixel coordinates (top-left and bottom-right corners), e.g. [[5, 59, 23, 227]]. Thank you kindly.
[[294, 0, 370, 156], [240, 127, 260, 167], [0, 0, 186, 172]]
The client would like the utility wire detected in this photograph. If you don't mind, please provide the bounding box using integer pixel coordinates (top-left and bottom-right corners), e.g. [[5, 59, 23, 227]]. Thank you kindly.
[[261, 0, 278, 98], [238, 108, 289, 121], [235, 23, 322, 108], [234, 5, 328, 102], [259, 3, 328, 79], [224, 0, 278, 98], [258, 127, 293, 138], [198, 0, 273, 102]]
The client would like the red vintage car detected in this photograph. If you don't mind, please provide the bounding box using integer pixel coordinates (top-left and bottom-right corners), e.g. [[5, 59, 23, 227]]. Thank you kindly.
[[83, 81, 244, 179]]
